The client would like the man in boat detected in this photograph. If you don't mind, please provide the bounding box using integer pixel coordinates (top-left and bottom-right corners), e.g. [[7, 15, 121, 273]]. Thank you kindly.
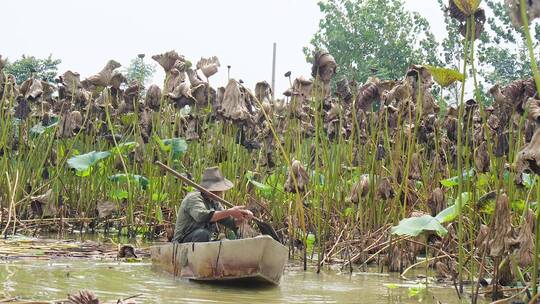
[[172, 167, 253, 243]]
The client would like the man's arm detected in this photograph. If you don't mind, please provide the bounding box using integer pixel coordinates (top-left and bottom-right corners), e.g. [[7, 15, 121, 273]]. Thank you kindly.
[[210, 206, 250, 223]]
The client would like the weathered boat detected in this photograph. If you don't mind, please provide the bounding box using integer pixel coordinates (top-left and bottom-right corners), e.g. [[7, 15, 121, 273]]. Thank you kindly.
[[151, 235, 288, 285]]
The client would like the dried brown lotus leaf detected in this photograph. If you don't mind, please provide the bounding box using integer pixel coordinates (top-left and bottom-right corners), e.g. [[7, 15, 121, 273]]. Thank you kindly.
[[30, 189, 57, 218], [377, 177, 394, 200], [82, 59, 121, 89], [497, 257, 515, 286], [14, 97, 31, 120], [290, 76, 313, 112], [428, 187, 446, 216], [109, 71, 126, 89], [435, 261, 452, 279], [517, 209, 535, 267], [497, 78, 537, 114], [284, 159, 309, 193], [255, 81, 273, 103], [61, 70, 83, 96], [185, 116, 200, 141], [348, 175, 369, 204], [152, 50, 184, 72], [489, 193, 513, 257], [445, 116, 458, 142], [164, 69, 185, 96], [487, 113, 500, 130], [70, 111, 83, 130], [475, 224, 490, 252], [336, 77, 353, 102], [311, 51, 336, 83], [196, 56, 220, 78], [458, 8, 486, 40], [97, 200, 117, 218], [186, 68, 205, 87], [408, 153, 421, 180], [356, 81, 379, 111], [383, 80, 412, 105], [325, 102, 342, 121], [173, 59, 188, 73], [474, 141, 490, 173], [18, 78, 31, 97], [168, 82, 192, 100], [525, 98, 540, 123], [515, 128, 540, 176], [19, 78, 43, 101], [145, 84, 161, 110], [449, 0, 468, 22], [221, 79, 250, 121], [41, 81, 56, 101], [57, 103, 78, 138], [506, 0, 540, 27]]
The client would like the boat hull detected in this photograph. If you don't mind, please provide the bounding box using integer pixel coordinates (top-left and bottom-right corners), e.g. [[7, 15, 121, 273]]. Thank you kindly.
[[151, 235, 288, 285]]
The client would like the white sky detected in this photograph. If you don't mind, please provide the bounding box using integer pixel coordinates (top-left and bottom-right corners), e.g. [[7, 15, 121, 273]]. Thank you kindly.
[[2, 0, 444, 96]]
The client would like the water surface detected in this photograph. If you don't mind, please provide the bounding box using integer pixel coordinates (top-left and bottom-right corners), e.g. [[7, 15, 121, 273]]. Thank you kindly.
[[0, 259, 471, 303]]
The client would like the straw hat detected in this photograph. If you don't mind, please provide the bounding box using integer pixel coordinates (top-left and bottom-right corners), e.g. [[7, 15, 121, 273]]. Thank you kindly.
[[201, 167, 233, 192]]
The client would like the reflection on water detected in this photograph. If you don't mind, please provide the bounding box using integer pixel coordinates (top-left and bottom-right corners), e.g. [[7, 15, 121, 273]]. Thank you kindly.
[[0, 259, 472, 303]]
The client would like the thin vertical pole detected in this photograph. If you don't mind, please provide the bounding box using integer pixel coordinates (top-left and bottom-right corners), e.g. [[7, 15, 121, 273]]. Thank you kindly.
[[271, 42, 277, 100]]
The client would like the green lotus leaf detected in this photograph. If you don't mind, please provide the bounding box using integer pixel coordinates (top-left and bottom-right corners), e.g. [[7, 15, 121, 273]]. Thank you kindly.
[[109, 174, 149, 189], [67, 151, 111, 172], [110, 141, 138, 155], [391, 215, 448, 237], [435, 192, 471, 223], [159, 137, 188, 159]]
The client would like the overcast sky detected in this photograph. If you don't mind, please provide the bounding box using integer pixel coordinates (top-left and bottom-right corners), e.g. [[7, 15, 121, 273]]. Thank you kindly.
[[2, 0, 444, 96]]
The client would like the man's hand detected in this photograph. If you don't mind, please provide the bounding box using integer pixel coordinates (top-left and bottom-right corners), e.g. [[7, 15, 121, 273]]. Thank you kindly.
[[210, 206, 254, 224], [233, 208, 254, 226], [228, 206, 253, 220]]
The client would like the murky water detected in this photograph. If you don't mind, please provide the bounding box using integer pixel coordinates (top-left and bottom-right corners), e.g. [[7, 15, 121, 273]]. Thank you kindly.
[[0, 258, 473, 303]]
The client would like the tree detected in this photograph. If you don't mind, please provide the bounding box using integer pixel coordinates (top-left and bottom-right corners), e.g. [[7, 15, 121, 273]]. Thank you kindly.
[[305, 0, 441, 83], [125, 54, 156, 86], [476, 0, 536, 85], [439, 0, 537, 86], [4, 55, 61, 83]]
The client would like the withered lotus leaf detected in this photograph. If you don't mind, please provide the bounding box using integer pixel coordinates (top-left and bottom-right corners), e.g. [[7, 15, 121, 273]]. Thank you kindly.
[[516, 128, 540, 176], [152, 50, 184, 72], [196, 56, 220, 78], [284, 159, 309, 193], [221, 79, 250, 121], [145, 84, 162, 110], [474, 141, 490, 173], [30, 189, 57, 218], [348, 175, 369, 204], [517, 209, 535, 267], [255, 81, 273, 103], [506, 0, 540, 27], [82, 60, 121, 89], [428, 187, 446, 216], [311, 51, 337, 83], [525, 98, 540, 123], [489, 193, 513, 258]]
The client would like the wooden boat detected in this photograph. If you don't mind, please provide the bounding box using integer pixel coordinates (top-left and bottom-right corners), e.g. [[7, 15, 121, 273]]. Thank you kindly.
[[151, 235, 288, 285]]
